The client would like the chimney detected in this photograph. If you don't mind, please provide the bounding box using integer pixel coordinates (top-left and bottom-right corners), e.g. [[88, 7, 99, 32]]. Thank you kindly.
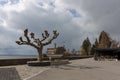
[[54, 43, 57, 49]]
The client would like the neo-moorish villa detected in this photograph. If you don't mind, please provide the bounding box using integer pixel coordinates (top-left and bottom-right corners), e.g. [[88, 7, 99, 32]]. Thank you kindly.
[[94, 31, 120, 61]]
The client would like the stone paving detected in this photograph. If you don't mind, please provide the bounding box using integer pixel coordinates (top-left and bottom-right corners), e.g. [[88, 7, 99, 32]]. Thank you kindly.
[[0, 67, 21, 80], [27, 58, 120, 80]]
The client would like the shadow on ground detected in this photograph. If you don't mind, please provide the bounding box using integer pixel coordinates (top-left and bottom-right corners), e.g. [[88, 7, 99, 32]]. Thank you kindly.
[[51, 64, 100, 70]]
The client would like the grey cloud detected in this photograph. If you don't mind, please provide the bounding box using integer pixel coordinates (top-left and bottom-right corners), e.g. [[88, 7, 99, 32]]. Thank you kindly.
[[1, 0, 120, 55], [80, 0, 120, 42], [60, 0, 120, 41], [0, 0, 84, 55]]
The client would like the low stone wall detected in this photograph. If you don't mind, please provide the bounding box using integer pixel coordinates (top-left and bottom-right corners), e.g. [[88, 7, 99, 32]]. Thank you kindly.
[[0, 56, 93, 66], [0, 58, 37, 66]]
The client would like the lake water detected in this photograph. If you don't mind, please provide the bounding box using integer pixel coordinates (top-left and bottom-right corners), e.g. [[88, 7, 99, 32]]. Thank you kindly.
[[0, 55, 37, 59]]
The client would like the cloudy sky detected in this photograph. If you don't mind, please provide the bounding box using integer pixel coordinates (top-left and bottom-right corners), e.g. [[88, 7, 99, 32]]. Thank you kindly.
[[0, 0, 120, 55]]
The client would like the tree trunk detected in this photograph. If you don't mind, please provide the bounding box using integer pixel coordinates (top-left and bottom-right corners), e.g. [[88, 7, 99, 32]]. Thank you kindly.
[[37, 48, 43, 62]]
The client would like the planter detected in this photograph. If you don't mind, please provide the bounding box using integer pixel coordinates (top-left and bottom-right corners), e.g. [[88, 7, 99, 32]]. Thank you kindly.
[[51, 60, 70, 65], [27, 59, 70, 66], [27, 61, 50, 66]]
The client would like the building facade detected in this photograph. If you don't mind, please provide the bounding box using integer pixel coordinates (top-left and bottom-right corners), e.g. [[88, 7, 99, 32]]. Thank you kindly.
[[47, 44, 66, 55]]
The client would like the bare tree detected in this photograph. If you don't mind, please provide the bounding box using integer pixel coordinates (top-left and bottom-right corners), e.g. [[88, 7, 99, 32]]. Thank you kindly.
[[81, 37, 91, 55], [16, 29, 59, 62]]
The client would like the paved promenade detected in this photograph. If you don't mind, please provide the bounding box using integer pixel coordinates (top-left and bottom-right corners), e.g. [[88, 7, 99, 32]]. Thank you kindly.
[[27, 58, 120, 80]]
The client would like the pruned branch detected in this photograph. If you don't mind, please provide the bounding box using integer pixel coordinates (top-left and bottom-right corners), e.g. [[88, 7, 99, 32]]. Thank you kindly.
[[40, 30, 49, 42], [16, 29, 37, 48], [44, 30, 49, 37], [43, 30, 59, 46], [16, 40, 38, 48], [53, 30, 59, 39], [24, 29, 28, 36], [30, 32, 35, 39], [19, 37, 23, 42], [23, 29, 31, 43], [16, 41, 21, 45]]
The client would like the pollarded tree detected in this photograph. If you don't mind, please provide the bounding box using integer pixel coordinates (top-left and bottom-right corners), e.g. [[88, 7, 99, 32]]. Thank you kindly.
[[16, 29, 59, 62]]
